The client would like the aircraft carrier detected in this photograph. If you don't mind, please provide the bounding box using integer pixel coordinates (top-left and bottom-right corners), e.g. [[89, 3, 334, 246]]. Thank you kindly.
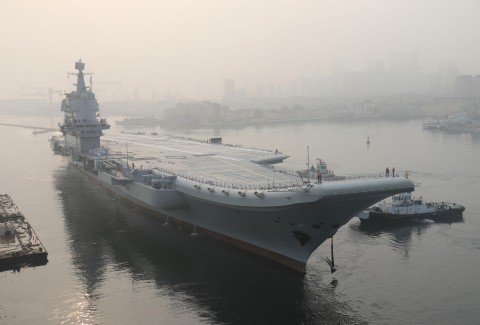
[[50, 60, 414, 274]]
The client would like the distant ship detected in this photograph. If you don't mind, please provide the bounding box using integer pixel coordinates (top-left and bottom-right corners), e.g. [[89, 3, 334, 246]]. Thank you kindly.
[[422, 120, 444, 130], [423, 112, 480, 133], [50, 61, 414, 274], [115, 116, 159, 127], [443, 112, 480, 133]]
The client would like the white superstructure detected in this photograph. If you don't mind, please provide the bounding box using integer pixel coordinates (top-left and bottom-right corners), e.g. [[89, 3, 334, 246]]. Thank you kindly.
[[357, 192, 465, 224], [52, 60, 415, 274]]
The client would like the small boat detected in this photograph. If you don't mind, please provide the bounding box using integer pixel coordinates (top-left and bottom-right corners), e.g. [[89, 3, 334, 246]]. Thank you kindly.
[[297, 158, 345, 181], [357, 192, 465, 224], [422, 120, 444, 130]]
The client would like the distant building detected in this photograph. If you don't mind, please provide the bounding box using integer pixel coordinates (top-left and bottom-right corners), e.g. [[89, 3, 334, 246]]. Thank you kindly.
[[454, 75, 473, 98], [473, 75, 480, 98], [163, 101, 229, 126], [224, 79, 235, 102], [451, 75, 480, 111], [427, 98, 465, 116]]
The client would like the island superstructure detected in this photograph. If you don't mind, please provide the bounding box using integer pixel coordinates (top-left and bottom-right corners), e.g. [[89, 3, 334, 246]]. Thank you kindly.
[[51, 60, 415, 274]]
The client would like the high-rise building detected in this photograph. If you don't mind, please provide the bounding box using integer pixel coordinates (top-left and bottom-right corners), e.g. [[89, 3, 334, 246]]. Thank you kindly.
[[454, 75, 473, 98], [224, 79, 235, 102], [473, 75, 480, 98]]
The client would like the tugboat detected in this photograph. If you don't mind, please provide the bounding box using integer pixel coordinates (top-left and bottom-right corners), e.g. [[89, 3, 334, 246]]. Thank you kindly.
[[357, 192, 465, 224]]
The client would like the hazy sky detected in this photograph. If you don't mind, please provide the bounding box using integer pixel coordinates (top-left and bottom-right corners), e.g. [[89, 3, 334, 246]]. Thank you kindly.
[[1, 0, 480, 100]]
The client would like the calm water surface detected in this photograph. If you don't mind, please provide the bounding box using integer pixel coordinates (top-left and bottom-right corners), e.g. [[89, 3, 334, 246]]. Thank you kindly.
[[0, 115, 479, 325]]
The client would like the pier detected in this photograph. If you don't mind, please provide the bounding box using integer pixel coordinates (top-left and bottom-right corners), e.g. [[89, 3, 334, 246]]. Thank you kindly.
[[0, 123, 57, 135], [0, 194, 48, 271]]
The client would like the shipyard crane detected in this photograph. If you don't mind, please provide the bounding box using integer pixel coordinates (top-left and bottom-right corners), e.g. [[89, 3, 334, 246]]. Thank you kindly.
[[19, 86, 47, 99], [19, 86, 63, 128], [94, 81, 123, 101], [47, 87, 63, 126], [19, 86, 63, 103], [48, 87, 63, 104]]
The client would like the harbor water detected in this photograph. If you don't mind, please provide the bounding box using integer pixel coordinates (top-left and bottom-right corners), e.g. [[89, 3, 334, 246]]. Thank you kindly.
[[1, 115, 479, 325]]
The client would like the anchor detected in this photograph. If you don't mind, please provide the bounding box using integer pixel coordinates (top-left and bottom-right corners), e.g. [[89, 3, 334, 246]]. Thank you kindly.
[[324, 236, 337, 273]]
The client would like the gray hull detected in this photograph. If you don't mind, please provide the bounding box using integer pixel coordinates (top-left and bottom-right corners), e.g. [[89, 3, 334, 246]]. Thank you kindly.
[[87, 165, 413, 273]]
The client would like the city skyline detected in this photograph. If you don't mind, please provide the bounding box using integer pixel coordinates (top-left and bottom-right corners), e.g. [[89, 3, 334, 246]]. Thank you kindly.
[[6, 53, 477, 104], [1, 1, 480, 102]]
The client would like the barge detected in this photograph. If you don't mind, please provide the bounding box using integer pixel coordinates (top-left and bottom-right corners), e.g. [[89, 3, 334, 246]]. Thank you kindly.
[[0, 194, 48, 271]]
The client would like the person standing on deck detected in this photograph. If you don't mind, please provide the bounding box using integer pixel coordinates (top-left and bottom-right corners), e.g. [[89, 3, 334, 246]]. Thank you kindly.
[[386, 167, 390, 177], [392, 167, 395, 177]]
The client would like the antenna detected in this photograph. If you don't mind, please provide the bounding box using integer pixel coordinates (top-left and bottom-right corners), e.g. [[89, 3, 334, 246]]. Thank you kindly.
[[306, 145, 310, 183], [90, 76, 93, 90], [126, 142, 129, 167], [75, 60, 85, 71]]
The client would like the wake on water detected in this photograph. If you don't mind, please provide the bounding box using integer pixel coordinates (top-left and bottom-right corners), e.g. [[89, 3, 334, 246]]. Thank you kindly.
[[417, 219, 435, 224]]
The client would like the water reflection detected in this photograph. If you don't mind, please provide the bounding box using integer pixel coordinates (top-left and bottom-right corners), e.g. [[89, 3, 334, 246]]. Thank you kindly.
[[349, 216, 464, 258], [357, 216, 464, 235], [55, 164, 366, 325], [358, 222, 430, 256], [50, 292, 98, 325]]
